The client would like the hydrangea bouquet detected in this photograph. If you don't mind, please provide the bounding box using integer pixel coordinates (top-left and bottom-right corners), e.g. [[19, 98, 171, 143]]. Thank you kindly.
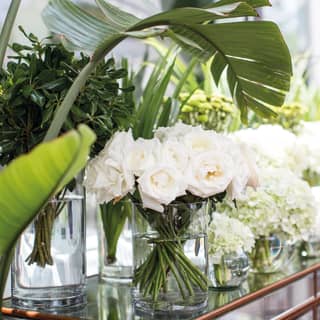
[[217, 167, 317, 273], [208, 213, 254, 287], [86, 123, 257, 306]]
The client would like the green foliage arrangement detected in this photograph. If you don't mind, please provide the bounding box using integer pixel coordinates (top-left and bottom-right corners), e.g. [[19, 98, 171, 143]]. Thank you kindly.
[[0, 27, 133, 166], [0, 124, 95, 314], [0, 28, 133, 267]]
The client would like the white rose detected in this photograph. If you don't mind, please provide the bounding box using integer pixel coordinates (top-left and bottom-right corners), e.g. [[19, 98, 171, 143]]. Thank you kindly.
[[155, 122, 202, 142], [160, 138, 189, 172], [227, 143, 259, 199], [239, 143, 259, 189], [102, 129, 134, 161], [85, 157, 134, 204], [183, 130, 218, 154], [187, 151, 234, 198], [138, 166, 187, 212], [126, 138, 161, 176]]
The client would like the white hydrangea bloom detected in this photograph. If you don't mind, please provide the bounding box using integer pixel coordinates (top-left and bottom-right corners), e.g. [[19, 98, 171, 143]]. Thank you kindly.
[[233, 125, 308, 176], [297, 121, 320, 174], [208, 213, 255, 262], [217, 186, 282, 237], [217, 167, 317, 241]]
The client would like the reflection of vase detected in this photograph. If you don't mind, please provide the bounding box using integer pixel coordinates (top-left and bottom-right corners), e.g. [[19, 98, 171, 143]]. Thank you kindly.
[[132, 201, 209, 317], [11, 191, 86, 310], [98, 200, 133, 282], [248, 271, 285, 291], [298, 238, 320, 259], [249, 235, 287, 274], [210, 250, 249, 289], [98, 282, 133, 320], [210, 286, 248, 309]]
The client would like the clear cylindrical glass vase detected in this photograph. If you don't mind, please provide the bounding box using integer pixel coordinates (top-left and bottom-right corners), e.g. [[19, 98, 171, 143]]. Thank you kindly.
[[132, 201, 209, 317], [11, 190, 86, 311], [210, 250, 249, 290], [98, 200, 133, 282]]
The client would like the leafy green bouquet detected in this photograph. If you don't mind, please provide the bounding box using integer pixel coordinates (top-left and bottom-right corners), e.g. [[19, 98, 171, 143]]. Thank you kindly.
[[0, 28, 133, 267]]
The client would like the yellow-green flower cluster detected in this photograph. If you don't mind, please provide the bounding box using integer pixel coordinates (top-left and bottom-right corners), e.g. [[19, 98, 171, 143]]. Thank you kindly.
[[178, 89, 238, 132], [250, 103, 307, 132]]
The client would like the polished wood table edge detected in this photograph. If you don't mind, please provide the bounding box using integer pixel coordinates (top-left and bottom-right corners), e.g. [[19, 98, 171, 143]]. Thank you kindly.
[[197, 262, 320, 320]]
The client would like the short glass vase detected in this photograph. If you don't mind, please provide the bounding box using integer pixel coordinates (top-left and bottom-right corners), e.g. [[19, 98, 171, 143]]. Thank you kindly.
[[249, 235, 287, 274], [210, 250, 249, 290], [98, 200, 133, 282], [11, 192, 86, 311], [132, 201, 209, 317]]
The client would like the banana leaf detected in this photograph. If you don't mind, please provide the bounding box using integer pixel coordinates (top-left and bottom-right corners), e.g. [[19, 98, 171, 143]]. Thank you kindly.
[[0, 124, 95, 315], [42, 0, 292, 140], [0, 0, 21, 67]]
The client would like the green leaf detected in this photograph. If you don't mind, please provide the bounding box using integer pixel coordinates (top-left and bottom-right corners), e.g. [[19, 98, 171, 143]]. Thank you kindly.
[[131, 4, 257, 29], [99, 200, 131, 261], [0, 0, 21, 67], [95, 0, 140, 29], [185, 21, 292, 117], [43, 0, 119, 52], [211, 52, 227, 85], [0, 124, 95, 256], [206, 0, 271, 8]]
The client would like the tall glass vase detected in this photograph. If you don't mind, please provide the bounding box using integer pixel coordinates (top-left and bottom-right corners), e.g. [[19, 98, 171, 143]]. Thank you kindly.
[[98, 200, 133, 282], [11, 181, 86, 311], [132, 201, 209, 317]]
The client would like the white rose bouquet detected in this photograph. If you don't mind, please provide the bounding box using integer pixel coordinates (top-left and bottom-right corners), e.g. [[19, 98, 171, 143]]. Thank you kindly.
[[85, 122, 257, 303]]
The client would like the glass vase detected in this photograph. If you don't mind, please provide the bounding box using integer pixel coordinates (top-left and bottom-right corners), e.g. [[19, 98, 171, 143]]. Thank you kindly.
[[249, 235, 287, 274], [209, 250, 249, 290], [98, 200, 133, 282], [11, 188, 86, 311], [132, 201, 209, 317]]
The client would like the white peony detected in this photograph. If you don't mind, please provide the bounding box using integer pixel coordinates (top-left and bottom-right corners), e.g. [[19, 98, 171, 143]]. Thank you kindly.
[[138, 166, 187, 212], [187, 151, 234, 198]]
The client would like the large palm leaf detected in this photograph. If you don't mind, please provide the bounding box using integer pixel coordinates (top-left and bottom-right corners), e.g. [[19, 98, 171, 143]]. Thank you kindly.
[[0, 125, 95, 311], [42, 0, 292, 140]]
